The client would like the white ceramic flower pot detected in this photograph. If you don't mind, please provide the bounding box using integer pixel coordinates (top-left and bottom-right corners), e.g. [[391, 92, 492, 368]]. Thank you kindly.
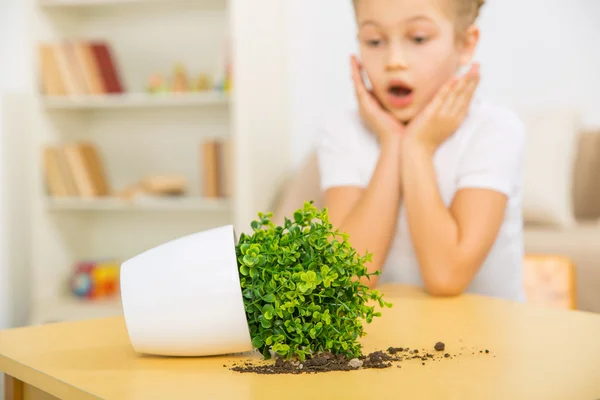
[[119, 225, 253, 356]]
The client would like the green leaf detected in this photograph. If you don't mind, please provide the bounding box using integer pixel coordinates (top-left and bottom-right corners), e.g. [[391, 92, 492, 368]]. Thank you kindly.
[[293, 211, 303, 224], [262, 346, 272, 359], [251, 220, 261, 230], [240, 243, 251, 255], [274, 334, 285, 343], [263, 293, 276, 303], [239, 265, 249, 276], [297, 282, 308, 293], [260, 317, 272, 329], [273, 343, 290, 355], [262, 304, 274, 315], [242, 255, 256, 267], [252, 337, 264, 348]]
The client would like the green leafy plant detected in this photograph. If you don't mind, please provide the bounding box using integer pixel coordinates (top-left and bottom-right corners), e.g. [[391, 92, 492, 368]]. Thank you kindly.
[[235, 201, 392, 361]]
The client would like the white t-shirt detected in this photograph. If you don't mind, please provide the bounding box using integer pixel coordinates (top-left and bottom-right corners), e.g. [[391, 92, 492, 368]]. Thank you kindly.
[[316, 98, 526, 302]]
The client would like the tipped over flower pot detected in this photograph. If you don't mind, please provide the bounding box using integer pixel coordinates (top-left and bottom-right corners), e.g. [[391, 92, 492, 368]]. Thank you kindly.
[[120, 224, 252, 356], [120, 201, 391, 360]]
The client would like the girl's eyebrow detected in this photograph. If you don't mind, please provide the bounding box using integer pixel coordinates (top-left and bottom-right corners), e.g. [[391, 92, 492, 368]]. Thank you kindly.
[[359, 15, 435, 28], [359, 20, 381, 28], [406, 15, 435, 23]]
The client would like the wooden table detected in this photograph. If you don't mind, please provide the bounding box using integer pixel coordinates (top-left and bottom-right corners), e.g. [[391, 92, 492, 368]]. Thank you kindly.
[[2, 285, 600, 400]]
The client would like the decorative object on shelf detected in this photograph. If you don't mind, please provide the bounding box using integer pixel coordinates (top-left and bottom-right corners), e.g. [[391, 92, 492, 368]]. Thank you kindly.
[[171, 63, 190, 93], [70, 259, 120, 299], [146, 65, 217, 94], [38, 39, 124, 96], [141, 175, 188, 196], [42, 141, 111, 198], [201, 139, 232, 199], [146, 73, 167, 94], [212, 38, 232, 93], [194, 73, 213, 92], [118, 174, 188, 201], [119, 202, 391, 358]]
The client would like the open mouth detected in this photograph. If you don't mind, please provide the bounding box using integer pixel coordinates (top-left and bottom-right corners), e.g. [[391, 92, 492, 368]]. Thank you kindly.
[[388, 82, 413, 98], [386, 81, 414, 108]]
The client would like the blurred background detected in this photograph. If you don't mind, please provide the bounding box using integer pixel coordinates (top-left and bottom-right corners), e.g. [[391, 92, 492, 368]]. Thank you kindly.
[[0, 0, 598, 342]]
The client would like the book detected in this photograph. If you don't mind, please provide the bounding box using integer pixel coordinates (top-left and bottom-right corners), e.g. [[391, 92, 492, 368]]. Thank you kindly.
[[38, 44, 66, 96], [89, 41, 124, 94], [38, 40, 124, 96], [42, 142, 111, 198], [201, 141, 220, 198], [42, 146, 69, 197], [201, 139, 233, 199], [220, 140, 233, 198]]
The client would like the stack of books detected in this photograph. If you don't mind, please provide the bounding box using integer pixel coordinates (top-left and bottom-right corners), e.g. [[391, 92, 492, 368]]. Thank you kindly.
[[43, 142, 111, 198], [38, 40, 124, 96]]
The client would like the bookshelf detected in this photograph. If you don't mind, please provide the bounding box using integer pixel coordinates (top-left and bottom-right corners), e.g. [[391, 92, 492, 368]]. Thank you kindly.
[[26, 0, 290, 325], [43, 91, 230, 110], [39, 0, 223, 8], [45, 196, 231, 211]]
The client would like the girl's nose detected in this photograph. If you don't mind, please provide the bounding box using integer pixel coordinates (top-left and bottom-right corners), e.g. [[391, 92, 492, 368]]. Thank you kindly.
[[386, 45, 408, 71]]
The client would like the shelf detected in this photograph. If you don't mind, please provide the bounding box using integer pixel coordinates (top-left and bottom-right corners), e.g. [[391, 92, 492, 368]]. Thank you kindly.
[[45, 196, 231, 212], [31, 295, 123, 325], [39, 0, 223, 8], [42, 92, 230, 110]]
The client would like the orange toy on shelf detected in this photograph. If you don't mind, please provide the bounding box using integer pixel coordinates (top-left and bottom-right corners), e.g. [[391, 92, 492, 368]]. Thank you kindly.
[[69, 259, 120, 299]]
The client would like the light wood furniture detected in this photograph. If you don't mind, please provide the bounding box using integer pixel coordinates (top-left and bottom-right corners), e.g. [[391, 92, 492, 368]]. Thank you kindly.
[[524, 254, 578, 310], [2, 284, 600, 400], [21, 0, 290, 325]]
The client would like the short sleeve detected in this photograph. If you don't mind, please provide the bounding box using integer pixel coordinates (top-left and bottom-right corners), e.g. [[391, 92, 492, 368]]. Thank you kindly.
[[456, 110, 526, 196], [316, 112, 369, 191]]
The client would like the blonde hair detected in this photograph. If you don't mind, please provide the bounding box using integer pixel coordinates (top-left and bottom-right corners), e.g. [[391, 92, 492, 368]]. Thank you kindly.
[[352, 0, 486, 32], [455, 0, 485, 31]]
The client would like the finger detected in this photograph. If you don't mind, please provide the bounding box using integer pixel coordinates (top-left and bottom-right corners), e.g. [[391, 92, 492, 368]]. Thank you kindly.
[[451, 80, 479, 121], [426, 76, 458, 116], [442, 63, 479, 113], [351, 56, 370, 101], [451, 68, 480, 116], [441, 74, 469, 115]]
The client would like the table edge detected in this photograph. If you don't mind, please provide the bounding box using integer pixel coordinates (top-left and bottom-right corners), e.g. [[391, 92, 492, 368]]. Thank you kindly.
[[0, 354, 99, 400]]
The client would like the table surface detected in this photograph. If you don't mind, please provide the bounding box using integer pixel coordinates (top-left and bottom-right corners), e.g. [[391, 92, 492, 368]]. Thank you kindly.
[[2, 284, 600, 400]]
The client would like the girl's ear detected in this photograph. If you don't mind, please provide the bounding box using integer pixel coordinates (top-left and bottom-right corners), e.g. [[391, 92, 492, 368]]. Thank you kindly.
[[458, 25, 480, 66]]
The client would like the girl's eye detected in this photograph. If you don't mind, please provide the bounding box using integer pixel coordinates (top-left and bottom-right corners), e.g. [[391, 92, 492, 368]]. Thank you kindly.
[[366, 39, 382, 47], [412, 36, 428, 44]]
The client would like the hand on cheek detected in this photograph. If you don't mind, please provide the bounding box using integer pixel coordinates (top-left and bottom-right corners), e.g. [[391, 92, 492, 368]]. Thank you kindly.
[[406, 63, 481, 155], [351, 55, 405, 150]]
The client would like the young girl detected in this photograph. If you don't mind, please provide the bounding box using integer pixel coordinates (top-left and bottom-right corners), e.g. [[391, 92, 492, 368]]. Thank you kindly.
[[316, 0, 526, 301]]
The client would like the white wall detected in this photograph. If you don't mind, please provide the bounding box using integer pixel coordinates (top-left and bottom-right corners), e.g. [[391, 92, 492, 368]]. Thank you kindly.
[[287, 0, 600, 168], [0, 0, 33, 331], [286, 0, 358, 169], [476, 0, 600, 126]]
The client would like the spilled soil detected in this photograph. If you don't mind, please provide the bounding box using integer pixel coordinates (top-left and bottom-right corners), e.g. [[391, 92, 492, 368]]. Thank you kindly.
[[227, 342, 493, 375]]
